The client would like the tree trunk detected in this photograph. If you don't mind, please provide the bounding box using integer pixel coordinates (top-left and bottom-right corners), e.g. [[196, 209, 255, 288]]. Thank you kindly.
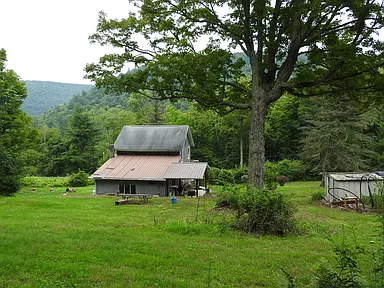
[[248, 90, 267, 189]]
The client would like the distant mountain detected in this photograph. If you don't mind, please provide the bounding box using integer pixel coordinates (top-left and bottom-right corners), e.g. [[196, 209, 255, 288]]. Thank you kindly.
[[22, 81, 94, 116]]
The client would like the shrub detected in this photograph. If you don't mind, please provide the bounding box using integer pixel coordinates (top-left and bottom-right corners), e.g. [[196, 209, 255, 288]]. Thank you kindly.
[[312, 230, 364, 287], [218, 186, 297, 236], [216, 186, 247, 216], [236, 188, 297, 235], [216, 169, 235, 186], [0, 150, 21, 195], [20, 176, 69, 188], [207, 167, 221, 185], [264, 161, 279, 189], [232, 166, 248, 184], [241, 174, 249, 183], [265, 159, 307, 183], [68, 170, 93, 187], [311, 191, 325, 202]]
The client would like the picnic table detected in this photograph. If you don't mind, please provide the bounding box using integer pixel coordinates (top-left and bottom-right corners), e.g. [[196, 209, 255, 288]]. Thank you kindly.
[[115, 193, 152, 204]]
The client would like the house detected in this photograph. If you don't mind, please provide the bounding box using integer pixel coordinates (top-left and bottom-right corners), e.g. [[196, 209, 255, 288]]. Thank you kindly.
[[324, 172, 383, 202], [91, 125, 208, 196]]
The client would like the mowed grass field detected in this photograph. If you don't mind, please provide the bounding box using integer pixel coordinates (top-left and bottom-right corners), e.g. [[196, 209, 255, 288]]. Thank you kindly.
[[0, 182, 380, 287]]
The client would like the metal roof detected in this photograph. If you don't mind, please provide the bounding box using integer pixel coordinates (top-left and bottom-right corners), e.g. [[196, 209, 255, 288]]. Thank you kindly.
[[91, 155, 181, 181], [327, 172, 383, 181], [114, 125, 194, 152], [163, 162, 209, 180]]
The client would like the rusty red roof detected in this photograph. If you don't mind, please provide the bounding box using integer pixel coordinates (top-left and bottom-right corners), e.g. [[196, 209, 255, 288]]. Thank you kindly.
[[91, 155, 181, 181]]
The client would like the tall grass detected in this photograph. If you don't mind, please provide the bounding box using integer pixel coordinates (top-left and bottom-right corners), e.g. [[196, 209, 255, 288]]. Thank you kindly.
[[0, 182, 380, 287]]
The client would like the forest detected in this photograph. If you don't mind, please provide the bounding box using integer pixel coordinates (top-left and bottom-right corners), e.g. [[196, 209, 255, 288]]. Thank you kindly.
[[17, 80, 384, 184], [1, 49, 383, 196], [2, 0, 384, 194]]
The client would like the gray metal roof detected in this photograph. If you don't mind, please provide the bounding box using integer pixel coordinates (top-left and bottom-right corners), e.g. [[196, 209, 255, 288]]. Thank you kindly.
[[91, 155, 181, 181], [163, 162, 209, 180], [114, 125, 194, 152], [327, 172, 383, 181]]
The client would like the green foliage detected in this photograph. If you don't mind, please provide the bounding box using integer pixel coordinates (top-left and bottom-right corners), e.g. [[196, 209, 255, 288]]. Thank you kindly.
[[372, 210, 384, 288], [300, 96, 373, 174], [232, 166, 248, 184], [65, 106, 100, 174], [85, 0, 384, 189], [22, 81, 93, 116], [281, 268, 296, 288], [311, 191, 325, 202], [217, 187, 297, 236], [0, 48, 37, 195], [68, 170, 93, 187], [265, 159, 307, 188], [265, 94, 303, 160], [0, 150, 21, 195], [20, 176, 69, 188], [216, 186, 247, 216], [216, 169, 235, 186], [312, 229, 365, 287], [237, 188, 297, 236]]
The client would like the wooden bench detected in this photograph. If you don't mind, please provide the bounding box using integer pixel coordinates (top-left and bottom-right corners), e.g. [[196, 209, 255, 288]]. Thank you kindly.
[[116, 193, 152, 203]]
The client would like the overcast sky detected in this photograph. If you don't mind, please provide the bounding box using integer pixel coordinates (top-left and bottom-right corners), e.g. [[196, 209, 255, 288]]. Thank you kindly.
[[1, 1, 383, 85], [1, 0, 131, 84]]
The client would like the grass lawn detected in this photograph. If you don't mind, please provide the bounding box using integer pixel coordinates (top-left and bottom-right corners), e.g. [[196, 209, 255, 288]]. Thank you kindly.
[[0, 182, 380, 287]]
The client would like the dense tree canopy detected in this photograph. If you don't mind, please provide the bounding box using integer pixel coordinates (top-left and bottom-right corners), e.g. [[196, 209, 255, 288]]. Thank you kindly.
[[86, 0, 384, 188], [0, 48, 37, 195]]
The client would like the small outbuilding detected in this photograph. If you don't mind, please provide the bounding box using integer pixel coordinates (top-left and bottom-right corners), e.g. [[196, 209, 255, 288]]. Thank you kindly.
[[324, 172, 383, 202]]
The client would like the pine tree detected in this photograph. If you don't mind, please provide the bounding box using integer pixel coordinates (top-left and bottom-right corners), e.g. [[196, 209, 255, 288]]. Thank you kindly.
[[300, 96, 373, 174]]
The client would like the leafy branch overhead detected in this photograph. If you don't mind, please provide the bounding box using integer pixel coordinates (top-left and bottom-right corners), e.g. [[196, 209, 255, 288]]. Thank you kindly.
[[86, 0, 384, 108]]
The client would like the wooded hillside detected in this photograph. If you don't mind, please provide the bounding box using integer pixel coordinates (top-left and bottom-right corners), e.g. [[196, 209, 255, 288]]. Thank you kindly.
[[22, 81, 93, 115]]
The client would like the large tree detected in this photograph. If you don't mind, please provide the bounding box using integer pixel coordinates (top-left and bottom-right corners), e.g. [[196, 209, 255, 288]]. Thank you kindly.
[[85, 0, 384, 188], [0, 48, 34, 194]]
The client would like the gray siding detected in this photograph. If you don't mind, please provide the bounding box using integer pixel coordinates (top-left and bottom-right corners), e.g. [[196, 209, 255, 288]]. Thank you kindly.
[[95, 180, 119, 194], [182, 137, 191, 162], [325, 177, 383, 201], [95, 180, 166, 196]]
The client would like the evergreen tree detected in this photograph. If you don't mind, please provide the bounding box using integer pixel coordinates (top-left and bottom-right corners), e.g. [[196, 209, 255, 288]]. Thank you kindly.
[[66, 106, 100, 174], [300, 96, 373, 174]]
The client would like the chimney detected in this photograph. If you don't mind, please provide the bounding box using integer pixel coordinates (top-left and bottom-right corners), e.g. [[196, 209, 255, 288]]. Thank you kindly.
[[108, 144, 115, 158]]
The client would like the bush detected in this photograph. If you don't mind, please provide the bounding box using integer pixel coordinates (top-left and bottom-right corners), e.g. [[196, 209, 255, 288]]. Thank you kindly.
[[311, 191, 325, 202], [264, 161, 279, 189], [68, 170, 93, 187], [207, 167, 221, 185], [232, 166, 248, 184], [20, 176, 70, 188], [0, 150, 21, 195], [265, 159, 307, 183], [241, 174, 249, 183], [217, 186, 297, 236], [216, 186, 247, 216], [237, 188, 297, 235], [217, 169, 235, 186], [312, 230, 364, 287]]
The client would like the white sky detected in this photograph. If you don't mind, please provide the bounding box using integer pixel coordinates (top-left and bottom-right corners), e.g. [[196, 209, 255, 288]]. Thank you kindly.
[[1, 1, 383, 85], [0, 0, 131, 84]]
